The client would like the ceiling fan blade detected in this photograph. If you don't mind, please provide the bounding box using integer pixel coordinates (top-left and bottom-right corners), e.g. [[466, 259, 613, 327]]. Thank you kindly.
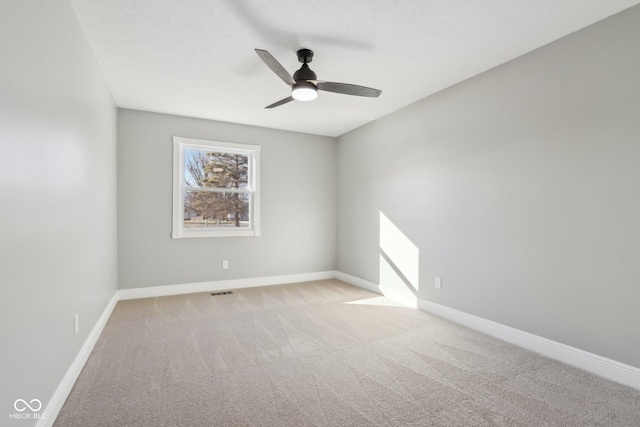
[[317, 82, 382, 98], [255, 49, 296, 86], [265, 96, 294, 109]]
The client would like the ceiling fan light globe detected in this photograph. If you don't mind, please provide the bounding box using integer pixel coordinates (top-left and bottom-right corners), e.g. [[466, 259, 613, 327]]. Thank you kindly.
[[292, 82, 317, 101]]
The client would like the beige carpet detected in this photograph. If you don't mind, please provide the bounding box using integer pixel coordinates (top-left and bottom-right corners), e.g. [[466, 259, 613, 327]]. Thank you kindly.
[[54, 279, 640, 426]]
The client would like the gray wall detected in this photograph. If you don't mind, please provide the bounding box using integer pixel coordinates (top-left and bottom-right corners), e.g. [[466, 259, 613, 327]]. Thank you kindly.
[[0, 0, 118, 424], [337, 6, 640, 368], [117, 109, 336, 289]]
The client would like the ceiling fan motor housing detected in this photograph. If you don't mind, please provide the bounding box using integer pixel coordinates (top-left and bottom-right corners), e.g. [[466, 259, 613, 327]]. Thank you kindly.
[[293, 63, 317, 82], [294, 49, 317, 82]]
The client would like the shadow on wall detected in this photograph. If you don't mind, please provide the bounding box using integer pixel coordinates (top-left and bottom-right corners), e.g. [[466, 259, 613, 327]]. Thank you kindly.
[[379, 211, 420, 295]]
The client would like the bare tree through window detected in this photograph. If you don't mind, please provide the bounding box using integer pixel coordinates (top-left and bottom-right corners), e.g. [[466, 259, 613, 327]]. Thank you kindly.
[[184, 149, 250, 228], [173, 137, 260, 238]]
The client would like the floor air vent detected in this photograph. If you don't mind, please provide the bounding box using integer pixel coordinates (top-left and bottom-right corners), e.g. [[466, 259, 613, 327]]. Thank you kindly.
[[210, 291, 233, 296]]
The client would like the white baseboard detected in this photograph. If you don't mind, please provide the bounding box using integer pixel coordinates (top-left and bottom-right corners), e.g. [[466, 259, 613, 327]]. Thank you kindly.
[[118, 271, 336, 300], [334, 271, 418, 308], [334, 271, 379, 294], [37, 292, 119, 427], [336, 271, 640, 391], [415, 298, 640, 391]]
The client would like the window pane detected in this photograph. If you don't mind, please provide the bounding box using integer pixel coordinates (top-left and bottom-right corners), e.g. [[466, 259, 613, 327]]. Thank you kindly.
[[184, 149, 249, 189], [184, 190, 250, 228]]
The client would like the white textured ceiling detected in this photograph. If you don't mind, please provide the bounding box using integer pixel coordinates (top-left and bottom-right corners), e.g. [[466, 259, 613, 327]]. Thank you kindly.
[[71, 0, 639, 137]]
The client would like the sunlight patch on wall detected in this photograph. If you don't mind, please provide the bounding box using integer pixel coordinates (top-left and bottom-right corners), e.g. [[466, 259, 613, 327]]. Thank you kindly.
[[379, 253, 412, 291], [379, 211, 420, 291]]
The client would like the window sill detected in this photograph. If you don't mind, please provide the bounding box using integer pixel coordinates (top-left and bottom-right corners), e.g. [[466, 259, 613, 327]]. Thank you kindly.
[[172, 229, 261, 238]]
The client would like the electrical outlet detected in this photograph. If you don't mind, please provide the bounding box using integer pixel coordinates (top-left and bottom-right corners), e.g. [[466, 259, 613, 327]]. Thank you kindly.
[[222, 260, 229, 270], [74, 314, 79, 335], [435, 277, 442, 290]]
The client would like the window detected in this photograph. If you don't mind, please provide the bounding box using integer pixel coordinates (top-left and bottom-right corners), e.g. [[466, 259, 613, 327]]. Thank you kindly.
[[172, 137, 261, 238]]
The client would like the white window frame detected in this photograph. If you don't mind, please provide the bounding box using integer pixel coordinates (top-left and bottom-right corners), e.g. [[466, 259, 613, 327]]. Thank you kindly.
[[172, 136, 261, 238]]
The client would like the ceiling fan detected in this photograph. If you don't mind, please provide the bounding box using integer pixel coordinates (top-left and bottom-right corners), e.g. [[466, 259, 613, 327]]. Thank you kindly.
[[255, 48, 382, 109]]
